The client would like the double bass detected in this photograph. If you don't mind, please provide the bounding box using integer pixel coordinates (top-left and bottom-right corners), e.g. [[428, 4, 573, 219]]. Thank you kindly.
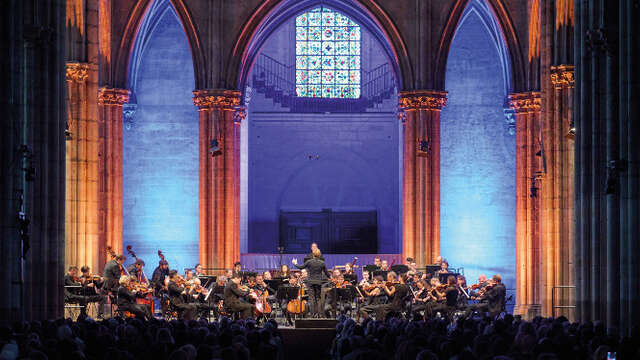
[[106, 245, 128, 276], [126, 245, 154, 313]]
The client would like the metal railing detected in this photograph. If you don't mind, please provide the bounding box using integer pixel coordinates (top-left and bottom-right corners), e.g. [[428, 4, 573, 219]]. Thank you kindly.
[[551, 285, 576, 318]]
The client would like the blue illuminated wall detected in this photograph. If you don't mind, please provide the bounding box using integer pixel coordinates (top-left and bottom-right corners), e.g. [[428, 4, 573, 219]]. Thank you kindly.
[[122, 2, 198, 274], [245, 12, 400, 254], [440, 3, 516, 295]]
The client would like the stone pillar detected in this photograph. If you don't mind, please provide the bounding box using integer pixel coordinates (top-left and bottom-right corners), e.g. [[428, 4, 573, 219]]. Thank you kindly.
[[538, 65, 575, 318], [398, 90, 447, 266], [97, 88, 129, 264], [510, 92, 542, 318], [193, 90, 243, 270], [65, 62, 102, 272], [574, 0, 639, 334]]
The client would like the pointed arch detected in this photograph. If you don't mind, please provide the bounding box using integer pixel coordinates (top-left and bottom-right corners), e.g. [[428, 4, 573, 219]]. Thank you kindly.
[[113, 0, 204, 90], [435, 0, 525, 92], [228, 0, 413, 96]]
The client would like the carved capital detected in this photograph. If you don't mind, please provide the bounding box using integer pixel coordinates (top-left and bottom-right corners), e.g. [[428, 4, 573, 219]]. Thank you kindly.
[[398, 90, 448, 111], [550, 65, 575, 88], [66, 62, 90, 83], [508, 92, 541, 113], [98, 87, 130, 105], [192, 89, 242, 110]]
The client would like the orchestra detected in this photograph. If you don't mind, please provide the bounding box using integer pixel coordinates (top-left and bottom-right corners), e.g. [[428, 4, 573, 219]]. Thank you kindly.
[[64, 246, 508, 324]]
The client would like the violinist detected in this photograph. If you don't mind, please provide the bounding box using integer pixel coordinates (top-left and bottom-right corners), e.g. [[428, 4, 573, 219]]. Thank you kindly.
[[325, 271, 352, 317], [117, 275, 152, 320], [358, 270, 371, 288], [127, 259, 146, 284], [167, 270, 198, 320], [469, 274, 488, 298], [292, 248, 330, 318], [410, 280, 434, 320], [224, 273, 254, 319], [456, 275, 470, 307], [80, 266, 103, 293], [406, 258, 418, 277], [436, 259, 451, 275], [185, 269, 195, 282], [380, 260, 389, 271], [103, 254, 126, 292], [64, 266, 104, 318], [465, 274, 506, 318], [373, 257, 382, 269], [186, 277, 214, 316], [429, 275, 459, 318]]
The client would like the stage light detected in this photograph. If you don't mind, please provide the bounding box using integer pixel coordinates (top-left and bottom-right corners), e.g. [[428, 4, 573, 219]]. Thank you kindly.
[[209, 139, 221, 157]]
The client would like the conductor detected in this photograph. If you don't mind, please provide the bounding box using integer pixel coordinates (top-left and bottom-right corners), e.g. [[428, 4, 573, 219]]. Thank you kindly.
[[292, 248, 330, 317]]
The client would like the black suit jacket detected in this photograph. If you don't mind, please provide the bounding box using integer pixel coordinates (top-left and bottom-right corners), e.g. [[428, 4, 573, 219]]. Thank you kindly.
[[102, 260, 122, 291], [294, 258, 330, 285], [303, 253, 325, 263], [167, 281, 186, 305], [224, 282, 248, 307], [485, 283, 506, 313]]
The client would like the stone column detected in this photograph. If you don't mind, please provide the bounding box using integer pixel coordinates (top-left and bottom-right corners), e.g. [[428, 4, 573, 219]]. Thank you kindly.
[[193, 90, 243, 270], [97, 88, 129, 264], [539, 65, 575, 318], [510, 92, 542, 318], [65, 62, 102, 272], [398, 90, 447, 266]]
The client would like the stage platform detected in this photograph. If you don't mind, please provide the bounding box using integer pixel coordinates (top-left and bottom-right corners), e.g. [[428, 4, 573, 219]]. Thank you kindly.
[[278, 319, 338, 360]]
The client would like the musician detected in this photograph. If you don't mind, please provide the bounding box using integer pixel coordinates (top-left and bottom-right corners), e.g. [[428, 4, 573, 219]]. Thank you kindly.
[[186, 277, 214, 316], [292, 249, 330, 318], [406, 258, 418, 277], [280, 274, 301, 325], [103, 254, 126, 292], [167, 270, 198, 320], [263, 271, 273, 281], [429, 275, 459, 318], [279, 264, 291, 279], [303, 242, 325, 263], [80, 266, 103, 292], [380, 260, 389, 271], [127, 259, 146, 283], [436, 259, 451, 275], [194, 263, 204, 277], [456, 275, 470, 307], [224, 273, 254, 319], [116, 275, 152, 320], [151, 259, 169, 293], [232, 262, 243, 281], [185, 269, 195, 282], [469, 274, 488, 298], [410, 280, 434, 320], [343, 263, 357, 285], [358, 270, 371, 288], [466, 274, 506, 318], [361, 272, 408, 321], [373, 257, 382, 269], [64, 266, 104, 318]]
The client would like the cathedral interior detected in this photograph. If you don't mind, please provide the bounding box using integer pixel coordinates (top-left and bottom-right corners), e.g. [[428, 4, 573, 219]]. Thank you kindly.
[[1, 0, 639, 338]]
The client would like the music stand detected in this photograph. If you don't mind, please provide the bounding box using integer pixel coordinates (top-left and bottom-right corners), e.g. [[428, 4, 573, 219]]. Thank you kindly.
[[372, 270, 388, 279], [390, 264, 409, 274], [265, 279, 283, 293], [276, 286, 300, 302], [363, 265, 379, 274], [438, 272, 459, 284], [425, 265, 441, 275]]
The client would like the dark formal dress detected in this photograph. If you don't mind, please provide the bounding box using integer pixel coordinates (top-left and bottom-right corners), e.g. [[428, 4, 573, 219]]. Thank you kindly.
[[224, 282, 253, 319], [294, 258, 331, 317]]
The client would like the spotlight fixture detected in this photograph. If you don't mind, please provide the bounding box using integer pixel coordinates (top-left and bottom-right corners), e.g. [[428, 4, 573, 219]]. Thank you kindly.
[[209, 139, 222, 157]]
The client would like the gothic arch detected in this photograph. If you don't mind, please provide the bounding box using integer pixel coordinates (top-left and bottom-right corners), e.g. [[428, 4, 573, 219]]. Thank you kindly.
[[229, 0, 413, 96], [435, 0, 526, 92], [113, 0, 204, 89]]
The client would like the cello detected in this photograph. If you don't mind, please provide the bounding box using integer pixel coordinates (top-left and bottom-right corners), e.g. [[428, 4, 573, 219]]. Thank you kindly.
[[286, 283, 306, 315]]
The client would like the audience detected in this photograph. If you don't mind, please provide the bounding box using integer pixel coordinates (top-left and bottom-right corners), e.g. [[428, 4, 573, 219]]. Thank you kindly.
[[0, 317, 282, 360], [330, 315, 640, 360]]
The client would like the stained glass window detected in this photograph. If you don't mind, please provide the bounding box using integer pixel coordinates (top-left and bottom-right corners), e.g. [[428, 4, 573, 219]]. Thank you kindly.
[[295, 8, 361, 98]]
